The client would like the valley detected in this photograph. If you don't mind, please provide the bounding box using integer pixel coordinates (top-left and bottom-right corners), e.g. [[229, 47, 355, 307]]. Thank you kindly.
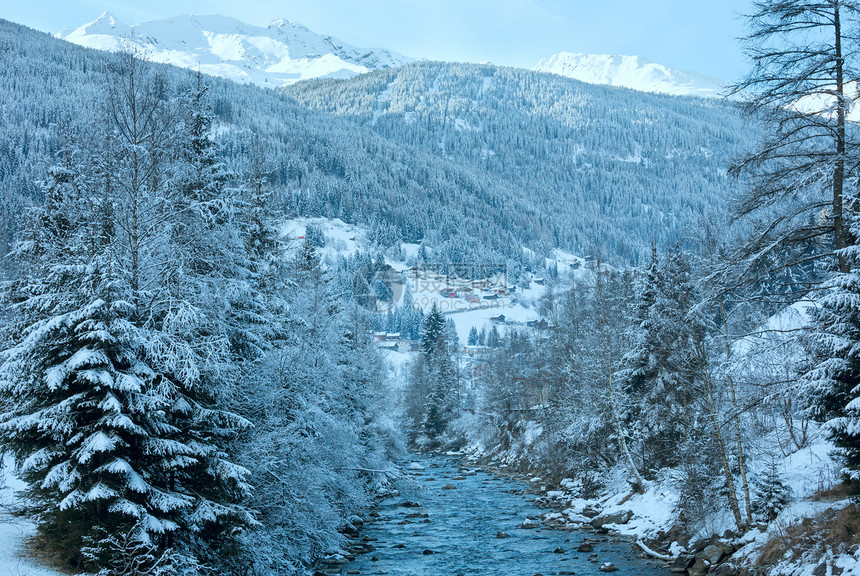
[[0, 4, 858, 576]]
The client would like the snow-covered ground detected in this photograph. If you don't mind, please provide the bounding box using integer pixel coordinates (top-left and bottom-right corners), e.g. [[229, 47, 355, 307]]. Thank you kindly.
[[0, 458, 63, 576], [280, 216, 370, 259]]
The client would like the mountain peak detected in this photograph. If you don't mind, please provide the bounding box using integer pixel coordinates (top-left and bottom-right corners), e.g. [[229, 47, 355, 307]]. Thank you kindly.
[[57, 13, 411, 87], [78, 11, 129, 35], [268, 18, 292, 29], [534, 52, 724, 98], [95, 11, 121, 24]]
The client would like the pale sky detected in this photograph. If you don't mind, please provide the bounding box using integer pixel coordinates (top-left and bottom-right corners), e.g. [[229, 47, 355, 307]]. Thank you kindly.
[[4, 1, 755, 82]]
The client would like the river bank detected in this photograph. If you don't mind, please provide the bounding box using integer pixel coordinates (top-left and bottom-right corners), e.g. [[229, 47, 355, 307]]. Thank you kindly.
[[456, 446, 859, 576]]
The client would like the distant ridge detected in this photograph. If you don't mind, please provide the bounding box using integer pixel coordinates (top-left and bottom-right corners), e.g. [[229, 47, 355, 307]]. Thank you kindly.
[[534, 52, 724, 98], [57, 12, 412, 87]]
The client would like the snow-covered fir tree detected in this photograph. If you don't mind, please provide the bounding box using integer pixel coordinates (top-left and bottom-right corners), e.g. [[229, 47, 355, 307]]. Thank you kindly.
[[752, 458, 792, 522], [468, 326, 479, 346], [803, 220, 860, 480], [405, 303, 459, 445], [619, 249, 703, 476]]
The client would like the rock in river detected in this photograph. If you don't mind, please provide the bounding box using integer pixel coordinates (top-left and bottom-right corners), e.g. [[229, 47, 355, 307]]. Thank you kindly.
[[591, 510, 633, 529]]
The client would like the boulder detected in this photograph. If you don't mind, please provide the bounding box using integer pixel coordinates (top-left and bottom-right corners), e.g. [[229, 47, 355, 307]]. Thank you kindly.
[[592, 510, 633, 529], [442, 484, 457, 490], [496, 531, 512, 538], [520, 518, 539, 529], [599, 563, 619, 572], [322, 554, 349, 565], [689, 538, 712, 554], [422, 549, 435, 555], [577, 543, 594, 553], [702, 544, 726, 565], [702, 538, 735, 556], [581, 506, 601, 518], [669, 554, 695, 573], [711, 564, 737, 576], [553, 547, 565, 554], [687, 557, 708, 576]]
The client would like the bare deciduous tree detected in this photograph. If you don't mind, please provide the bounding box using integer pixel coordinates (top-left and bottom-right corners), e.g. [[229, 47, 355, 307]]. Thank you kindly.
[[731, 0, 860, 279]]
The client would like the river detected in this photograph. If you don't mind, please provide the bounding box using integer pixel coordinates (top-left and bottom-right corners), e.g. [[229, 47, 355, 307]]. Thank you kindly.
[[329, 455, 669, 576]]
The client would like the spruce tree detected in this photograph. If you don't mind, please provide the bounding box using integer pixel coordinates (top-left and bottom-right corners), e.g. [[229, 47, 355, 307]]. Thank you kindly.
[[620, 249, 701, 476], [752, 459, 791, 522], [468, 326, 479, 346], [803, 252, 860, 480], [405, 303, 458, 442]]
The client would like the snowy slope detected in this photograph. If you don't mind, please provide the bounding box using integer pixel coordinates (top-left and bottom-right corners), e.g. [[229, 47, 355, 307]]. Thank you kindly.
[[57, 12, 412, 87], [534, 52, 724, 98], [0, 458, 64, 576]]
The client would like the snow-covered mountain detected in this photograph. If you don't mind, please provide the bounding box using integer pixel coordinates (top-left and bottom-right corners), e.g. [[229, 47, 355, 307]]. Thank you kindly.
[[534, 52, 724, 98], [56, 12, 412, 87]]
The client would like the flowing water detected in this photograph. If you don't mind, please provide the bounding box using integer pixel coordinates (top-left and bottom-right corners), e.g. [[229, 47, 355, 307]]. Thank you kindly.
[[333, 455, 669, 576]]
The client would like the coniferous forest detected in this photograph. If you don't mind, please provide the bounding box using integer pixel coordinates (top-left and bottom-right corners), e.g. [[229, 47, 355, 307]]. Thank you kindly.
[[1, 2, 860, 575]]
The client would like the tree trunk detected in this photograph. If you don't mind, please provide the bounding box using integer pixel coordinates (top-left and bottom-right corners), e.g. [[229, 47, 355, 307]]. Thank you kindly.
[[609, 371, 645, 490], [699, 342, 745, 533], [718, 298, 752, 526], [834, 1, 850, 273]]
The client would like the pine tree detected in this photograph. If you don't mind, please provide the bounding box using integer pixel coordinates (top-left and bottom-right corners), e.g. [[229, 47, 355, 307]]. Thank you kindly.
[[487, 325, 501, 349], [468, 326, 479, 346], [620, 249, 702, 476], [803, 248, 860, 480], [405, 303, 458, 443], [752, 458, 791, 522], [421, 303, 447, 358], [305, 222, 326, 248]]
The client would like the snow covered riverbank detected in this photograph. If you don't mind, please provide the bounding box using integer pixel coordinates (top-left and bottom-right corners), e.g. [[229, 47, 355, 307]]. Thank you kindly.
[[455, 443, 859, 576]]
